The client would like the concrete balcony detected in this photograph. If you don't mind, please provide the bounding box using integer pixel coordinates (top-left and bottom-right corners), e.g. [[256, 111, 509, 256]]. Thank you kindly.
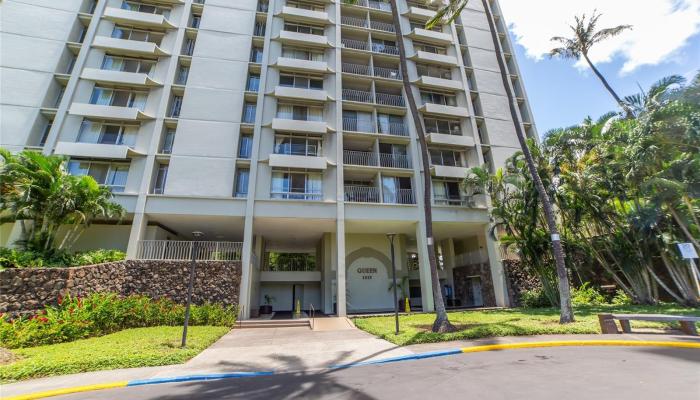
[[103, 7, 176, 29], [54, 142, 144, 159], [92, 36, 170, 57], [277, 30, 330, 48], [273, 57, 331, 74], [278, 6, 330, 25], [413, 76, 463, 91], [69, 103, 153, 121], [407, 28, 453, 45], [427, 133, 475, 148], [404, 6, 437, 20], [273, 86, 330, 102], [431, 164, 470, 179], [409, 51, 458, 66], [419, 103, 470, 118], [268, 154, 328, 170], [271, 118, 332, 135], [81, 68, 162, 88]]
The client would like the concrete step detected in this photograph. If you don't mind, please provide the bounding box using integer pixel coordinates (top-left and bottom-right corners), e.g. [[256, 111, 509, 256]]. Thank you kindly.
[[238, 320, 310, 329]]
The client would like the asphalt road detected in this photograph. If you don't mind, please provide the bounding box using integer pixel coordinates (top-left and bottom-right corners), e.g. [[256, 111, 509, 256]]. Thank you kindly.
[[56, 346, 700, 400]]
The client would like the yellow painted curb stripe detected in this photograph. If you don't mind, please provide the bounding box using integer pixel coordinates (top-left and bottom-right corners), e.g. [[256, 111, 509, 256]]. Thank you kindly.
[[4, 381, 128, 400], [460, 340, 700, 353]]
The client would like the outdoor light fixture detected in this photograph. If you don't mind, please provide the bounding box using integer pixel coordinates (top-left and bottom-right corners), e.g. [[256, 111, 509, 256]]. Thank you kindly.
[[182, 231, 205, 348], [386, 233, 399, 335]]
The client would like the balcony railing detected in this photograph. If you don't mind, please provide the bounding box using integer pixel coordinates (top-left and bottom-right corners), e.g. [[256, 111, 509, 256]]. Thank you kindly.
[[341, 38, 399, 55], [345, 185, 380, 203], [342, 63, 401, 80], [375, 92, 405, 107], [368, 0, 391, 11], [342, 88, 373, 103], [386, 188, 415, 204], [371, 42, 399, 55], [341, 15, 368, 28], [342, 117, 374, 133], [136, 240, 243, 261], [343, 150, 411, 168], [370, 20, 394, 32], [271, 191, 323, 200], [434, 194, 468, 206], [380, 153, 411, 168], [344, 150, 377, 166], [378, 122, 408, 136], [342, 62, 371, 76], [341, 38, 370, 51], [373, 66, 401, 80], [253, 22, 266, 36]]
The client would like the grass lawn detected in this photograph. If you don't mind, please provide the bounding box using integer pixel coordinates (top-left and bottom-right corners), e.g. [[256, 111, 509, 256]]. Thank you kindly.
[[353, 304, 700, 346], [0, 326, 229, 383]]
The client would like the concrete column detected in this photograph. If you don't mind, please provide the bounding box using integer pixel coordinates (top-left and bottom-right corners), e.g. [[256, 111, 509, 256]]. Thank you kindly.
[[125, 213, 148, 259], [334, 229, 347, 316], [239, 216, 255, 319], [415, 224, 434, 312], [443, 238, 456, 291], [484, 225, 509, 307]]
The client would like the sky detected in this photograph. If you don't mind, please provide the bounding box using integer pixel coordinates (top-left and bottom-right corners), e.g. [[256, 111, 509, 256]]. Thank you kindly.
[[497, 0, 700, 136]]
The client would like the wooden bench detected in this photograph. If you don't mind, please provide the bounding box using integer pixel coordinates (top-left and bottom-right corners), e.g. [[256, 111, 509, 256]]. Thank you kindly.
[[598, 313, 700, 336]]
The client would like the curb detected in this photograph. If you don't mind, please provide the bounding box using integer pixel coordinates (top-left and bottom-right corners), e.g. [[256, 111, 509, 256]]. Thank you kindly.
[[6, 340, 700, 400]]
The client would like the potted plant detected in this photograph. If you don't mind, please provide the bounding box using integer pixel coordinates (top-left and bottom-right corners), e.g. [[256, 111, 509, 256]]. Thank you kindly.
[[260, 294, 275, 315], [388, 276, 411, 312]]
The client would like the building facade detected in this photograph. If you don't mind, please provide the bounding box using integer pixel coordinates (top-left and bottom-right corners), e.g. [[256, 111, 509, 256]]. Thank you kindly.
[[0, 0, 537, 317]]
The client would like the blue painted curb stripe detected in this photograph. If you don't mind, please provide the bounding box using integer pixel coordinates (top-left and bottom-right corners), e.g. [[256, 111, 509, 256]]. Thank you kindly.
[[331, 348, 463, 369], [127, 371, 275, 387]]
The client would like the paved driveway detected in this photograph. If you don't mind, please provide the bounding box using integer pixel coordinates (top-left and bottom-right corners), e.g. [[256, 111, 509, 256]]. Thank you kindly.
[[55, 345, 700, 399]]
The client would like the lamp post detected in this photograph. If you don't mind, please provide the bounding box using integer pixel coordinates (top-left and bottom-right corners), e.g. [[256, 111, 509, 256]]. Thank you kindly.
[[181, 230, 204, 348], [386, 233, 399, 335]]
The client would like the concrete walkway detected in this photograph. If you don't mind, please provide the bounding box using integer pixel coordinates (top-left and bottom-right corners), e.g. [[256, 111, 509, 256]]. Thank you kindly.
[[3, 328, 699, 398]]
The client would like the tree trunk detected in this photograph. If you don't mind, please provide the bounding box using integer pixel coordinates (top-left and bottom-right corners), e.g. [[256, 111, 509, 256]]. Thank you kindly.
[[582, 52, 634, 118], [482, 0, 574, 322], [669, 205, 700, 251], [387, 0, 454, 333]]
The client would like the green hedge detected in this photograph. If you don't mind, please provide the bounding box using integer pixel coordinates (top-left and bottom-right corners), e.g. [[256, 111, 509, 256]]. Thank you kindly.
[[0, 248, 125, 269], [0, 293, 237, 349]]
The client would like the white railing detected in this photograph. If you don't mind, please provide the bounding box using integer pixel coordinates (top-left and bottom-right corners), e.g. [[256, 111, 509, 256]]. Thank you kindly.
[[371, 42, 399, 55], [370, 20, 395, 32], [368, 0, 391, 11], [454, 249, 489, 266], [379, 153, 411, 168], [373, 66, 401, 80], [341, 15, 368, 28], [342, 63, 371, 76], [434, 194, 468, 207], [343, 117, 375, 133], [345, 185, 381, 203], [342, 0, 368, 6], [342, 88, 373, 103], [344, 150, 377, 166], [378, 122, 408, 136], [375, 92, 405, 107], [136, 240, 243, 261], [341, 38, 370, 51], [386, 188, 415, 205]]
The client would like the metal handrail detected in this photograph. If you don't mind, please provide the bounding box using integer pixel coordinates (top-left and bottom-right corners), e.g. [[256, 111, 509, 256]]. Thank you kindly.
[[370, 20, 395, 32], [384, 189, 415, 205], [379, 153, 411, 168], [310, 303, 315, 330], [434, 194, 468, 206], [368, 0, 391, 11], [343, 117, 375, 133], [341, 15, 368, 28], [344, 150, 378, 166], [373, 66, 401, 80], [378, 122, 408, 136], [375, 92, 405, 107], [345, 185, 380, 203], [342, 62, 371, 76], [341, 38, 370, 51], [342, 88, 373, 103], [270, 191, 322, 200], [371, 42, 399, 55]]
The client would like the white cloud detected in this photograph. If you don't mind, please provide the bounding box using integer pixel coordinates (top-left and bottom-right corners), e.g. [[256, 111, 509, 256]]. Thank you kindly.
[[497, 0, 700, 74]]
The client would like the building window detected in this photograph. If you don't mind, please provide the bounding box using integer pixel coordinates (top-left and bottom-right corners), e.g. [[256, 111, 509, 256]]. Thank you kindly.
[[121, 1, 171, 18], [152, 164, 168, 194], [279, 74, 323, 90], [67, 160, 129, 192], [377, 113, 405, 136], [190, 15, 201, 28], [238, 135, 253, 158], [39, 121, 53, 146], [276, 104, 323, 121], [274, 134, 320, 156], [283, 22, 323, 36], [420, 91, 457, 106], [161, 128, 176, 153], [424, 118, 462, 135], [101, 55, 156, 75], [78, 120, 138, 146], [416, 64, 451, 80], [433, 180, 464, 206], [254, 21, 266, 36], [246, 74, 260, 92], [89, 87, 148, 110], [111, 26, 164, 46], [257, 0, 269, 12], [429, 149, 462, 167], [414, 42, 446, 55], [176, 65, 189, 85], [54, 87, 66, 108], [182, 38, 196, 56], [381, 176, 413, 204], [242, 103, 256, 123], [286, 1, 324, 11], [250, 47, 264, 63], [270, 170, 322, 200], [281, 46, 324, 61], [169, 95, 183, 118], [234, 168, 249, 198]]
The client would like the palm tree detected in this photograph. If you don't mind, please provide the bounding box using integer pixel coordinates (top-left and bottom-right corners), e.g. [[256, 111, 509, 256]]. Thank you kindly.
[[549, 11, 634, 118], [429, 0, 575, 322], [385, 0, 455, 332]]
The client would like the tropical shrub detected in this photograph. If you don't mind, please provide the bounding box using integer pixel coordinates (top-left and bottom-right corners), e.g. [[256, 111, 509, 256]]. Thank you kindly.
[[0, 293, 238, 348], [610, 289, 633, 306], [0, 248, 125, 269], [519, 288, 552, 308], [570, 283, 607, 306]]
